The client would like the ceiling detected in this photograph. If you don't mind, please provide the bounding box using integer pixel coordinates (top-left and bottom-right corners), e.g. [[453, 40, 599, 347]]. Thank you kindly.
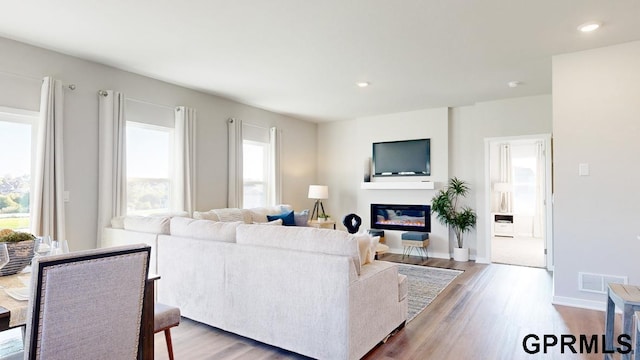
[[1, 1, 640, 122]]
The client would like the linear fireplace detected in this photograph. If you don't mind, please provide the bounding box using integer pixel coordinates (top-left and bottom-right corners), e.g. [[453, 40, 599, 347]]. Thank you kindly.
[[370, 203, 431, 232]]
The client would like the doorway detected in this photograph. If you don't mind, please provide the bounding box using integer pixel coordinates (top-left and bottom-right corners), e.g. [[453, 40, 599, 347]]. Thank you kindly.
[[484, 135, 553, 270]]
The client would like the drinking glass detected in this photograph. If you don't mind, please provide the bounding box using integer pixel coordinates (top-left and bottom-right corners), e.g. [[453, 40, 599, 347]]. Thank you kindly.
[[50, 240, 69, 255], [36, 235, 52, 256]]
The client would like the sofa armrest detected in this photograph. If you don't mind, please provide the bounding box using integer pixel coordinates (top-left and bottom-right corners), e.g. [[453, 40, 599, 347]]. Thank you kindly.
[[348, 261, 407, 360], [101, 227, 159, 274]]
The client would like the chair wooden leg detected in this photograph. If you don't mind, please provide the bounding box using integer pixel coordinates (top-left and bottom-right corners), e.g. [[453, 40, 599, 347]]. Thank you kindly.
[[164, 328, 174, 360]]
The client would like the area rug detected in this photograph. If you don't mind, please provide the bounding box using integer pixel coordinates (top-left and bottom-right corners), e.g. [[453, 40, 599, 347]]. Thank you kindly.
[[396, 264, 463, 322]]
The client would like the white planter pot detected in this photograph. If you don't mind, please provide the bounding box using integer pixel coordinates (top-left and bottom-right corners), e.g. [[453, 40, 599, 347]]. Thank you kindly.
[[452, 247, 469, 262]]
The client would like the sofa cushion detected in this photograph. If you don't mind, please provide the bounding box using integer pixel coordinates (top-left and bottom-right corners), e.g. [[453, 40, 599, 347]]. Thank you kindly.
[[253, 219, 283, 225], [248, 205, 288, 223], [170, 217, 241, 242], [266, 210, 295, 226], [235, 224, 362, 275], [123, 216, 170, 234]]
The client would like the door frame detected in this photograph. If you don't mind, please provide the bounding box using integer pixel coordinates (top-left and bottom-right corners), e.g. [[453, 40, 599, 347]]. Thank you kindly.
[[483, 134, 553, 271]]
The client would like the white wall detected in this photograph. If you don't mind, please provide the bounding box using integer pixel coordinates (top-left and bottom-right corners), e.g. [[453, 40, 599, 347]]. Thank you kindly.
[[552, 41, 640, 309], [319, 108, 450, 257], [320, 96, 551, 259], [0, 36, 317, 251], [446, 95, 552, 261]]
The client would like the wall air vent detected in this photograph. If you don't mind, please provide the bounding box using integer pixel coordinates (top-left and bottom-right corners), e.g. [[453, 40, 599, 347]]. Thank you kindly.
[[579, 272, 627, 294]]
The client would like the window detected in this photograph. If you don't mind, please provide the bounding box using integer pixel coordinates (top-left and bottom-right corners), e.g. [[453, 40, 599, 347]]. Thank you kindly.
[[242, 140, 270, 208], [126, 122, 173, 215], [0, 107, 38, 230]]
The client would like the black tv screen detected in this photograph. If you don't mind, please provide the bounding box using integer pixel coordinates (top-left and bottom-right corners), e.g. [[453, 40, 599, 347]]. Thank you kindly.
[[372, 138, 430, 176]]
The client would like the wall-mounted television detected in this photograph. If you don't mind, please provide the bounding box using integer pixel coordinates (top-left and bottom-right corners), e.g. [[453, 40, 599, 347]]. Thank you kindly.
[[372, 138, 430, 177]]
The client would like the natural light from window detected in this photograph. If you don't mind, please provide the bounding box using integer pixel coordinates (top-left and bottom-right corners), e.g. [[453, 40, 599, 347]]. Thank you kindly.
[[243, 140, 269, 208], [126, 122, 173, 215], [0, 110, 35, 230]]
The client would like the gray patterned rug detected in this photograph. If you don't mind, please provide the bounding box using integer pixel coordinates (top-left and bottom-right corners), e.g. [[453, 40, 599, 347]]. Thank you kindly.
[[397, 264, 463, 322]]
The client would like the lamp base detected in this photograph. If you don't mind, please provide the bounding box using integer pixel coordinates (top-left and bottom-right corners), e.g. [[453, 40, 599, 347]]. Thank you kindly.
[[310, 200, 326, 220]]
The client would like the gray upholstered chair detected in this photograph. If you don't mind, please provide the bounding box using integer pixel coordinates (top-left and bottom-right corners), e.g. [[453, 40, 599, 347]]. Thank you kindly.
[[22, 244, 150, 360], [154, 302, 181, 360]]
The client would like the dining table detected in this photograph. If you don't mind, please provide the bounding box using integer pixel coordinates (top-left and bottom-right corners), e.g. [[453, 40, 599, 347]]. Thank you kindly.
[[0, 270, 160, 360]]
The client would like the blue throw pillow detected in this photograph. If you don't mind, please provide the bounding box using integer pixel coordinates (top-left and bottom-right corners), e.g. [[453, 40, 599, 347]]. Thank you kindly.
[[267, 210, 296, 226]]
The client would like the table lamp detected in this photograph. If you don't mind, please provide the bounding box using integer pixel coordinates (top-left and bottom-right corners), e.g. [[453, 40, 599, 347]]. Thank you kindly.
[[308, 185, 329, 220]]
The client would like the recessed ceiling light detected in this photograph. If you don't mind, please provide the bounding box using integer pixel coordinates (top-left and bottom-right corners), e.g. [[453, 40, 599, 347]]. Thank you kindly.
[[508, 81, 521, 88], [578, 21, 601, 32], [356, 82, 370, 88]]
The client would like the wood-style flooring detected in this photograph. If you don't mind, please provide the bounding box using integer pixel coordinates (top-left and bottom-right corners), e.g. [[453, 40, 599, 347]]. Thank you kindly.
[[154, 255, 609, 360]]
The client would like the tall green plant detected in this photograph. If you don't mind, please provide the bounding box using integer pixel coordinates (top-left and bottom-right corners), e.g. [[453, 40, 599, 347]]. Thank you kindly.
[[431, 177, 477, 249]]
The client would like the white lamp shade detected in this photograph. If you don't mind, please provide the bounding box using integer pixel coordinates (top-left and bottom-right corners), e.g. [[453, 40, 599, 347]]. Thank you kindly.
[[308, 185, 329, 199], [493, 182, 512, 192]]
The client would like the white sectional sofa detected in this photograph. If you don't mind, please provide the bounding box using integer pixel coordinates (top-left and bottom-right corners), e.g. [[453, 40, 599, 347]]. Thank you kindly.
[[102, 207, 408, 360]]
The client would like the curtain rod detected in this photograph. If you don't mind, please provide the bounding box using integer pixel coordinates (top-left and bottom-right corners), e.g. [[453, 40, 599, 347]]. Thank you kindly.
[[0, 69, 76, 90], [97, 90, 175, 111]]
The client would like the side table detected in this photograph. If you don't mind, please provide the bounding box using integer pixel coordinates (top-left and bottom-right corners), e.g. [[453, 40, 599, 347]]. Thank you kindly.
[[307, 220, 336, 230], [605, 283, 640, 360]]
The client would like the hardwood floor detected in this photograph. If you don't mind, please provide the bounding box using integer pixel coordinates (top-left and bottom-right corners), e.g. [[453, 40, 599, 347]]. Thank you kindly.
[[154, 256, 609, 360]]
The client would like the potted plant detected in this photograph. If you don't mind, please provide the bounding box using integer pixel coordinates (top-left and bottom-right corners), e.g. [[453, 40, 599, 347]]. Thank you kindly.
[[0, 229, 36, 276], [431, 177, 477, 262], [318, 214, 331, 222]]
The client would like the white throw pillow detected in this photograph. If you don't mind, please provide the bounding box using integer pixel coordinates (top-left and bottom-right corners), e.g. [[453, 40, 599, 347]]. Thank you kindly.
[[368, 236, 380, 263], [355, 234, 380, 265], [193, 210, 220, 221]]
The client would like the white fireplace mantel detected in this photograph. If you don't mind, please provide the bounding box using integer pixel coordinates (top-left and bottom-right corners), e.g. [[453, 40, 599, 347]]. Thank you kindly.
[[360, 181, 435, 190]]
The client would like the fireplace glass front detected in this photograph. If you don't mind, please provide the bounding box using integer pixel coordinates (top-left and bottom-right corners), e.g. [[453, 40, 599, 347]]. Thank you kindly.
[[370, 203, 431, 233]]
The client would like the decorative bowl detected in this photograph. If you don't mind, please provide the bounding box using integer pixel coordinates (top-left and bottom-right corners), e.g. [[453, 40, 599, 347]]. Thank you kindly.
[[0, 240, 35, 276]]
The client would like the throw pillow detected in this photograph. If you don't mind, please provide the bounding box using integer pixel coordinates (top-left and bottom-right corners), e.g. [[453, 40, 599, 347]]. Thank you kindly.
[[294, 209, 310, 226], [267, 210, 295, 226], [368, 235, 380, 263]]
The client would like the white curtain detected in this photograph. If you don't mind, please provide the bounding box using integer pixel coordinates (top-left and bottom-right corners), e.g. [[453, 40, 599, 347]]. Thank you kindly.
[[499, 143, 512, 212], [533, 141, 545, 238], [228, 118, 243, 208], [30, 77, 66, 241], [173, 106, 197, 214], [97, 90, 127, 246], [268, 127, 281, 206]]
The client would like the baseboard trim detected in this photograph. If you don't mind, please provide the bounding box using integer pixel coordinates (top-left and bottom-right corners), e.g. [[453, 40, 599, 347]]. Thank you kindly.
[[551, 296, 606, 312], [474, 257, 491, 264]]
